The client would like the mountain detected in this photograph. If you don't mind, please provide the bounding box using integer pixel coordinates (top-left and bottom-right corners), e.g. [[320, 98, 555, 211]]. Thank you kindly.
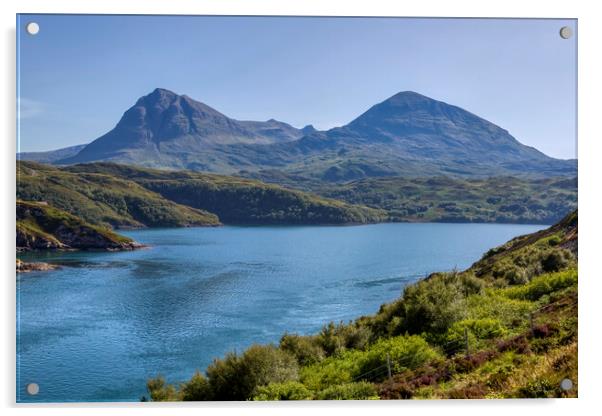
[[17, 161, 387, 227], [59, 88, 306, 169], [345, 91, 555, 164], [17, 200, 140, 251], [26, 88, 574, 180], [251, 91, 575, 181]]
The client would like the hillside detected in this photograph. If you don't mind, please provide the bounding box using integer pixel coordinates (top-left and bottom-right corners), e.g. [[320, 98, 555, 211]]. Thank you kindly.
[[17, 200, 139, 251], [18, 144, 87, 163], [146, 210, 578, 401], [315, 176, 577, 224], [17, 161, 387, 227], [17, 161, 220, 229], [18, 89, 575, 181], [63, 163, 388, 225]]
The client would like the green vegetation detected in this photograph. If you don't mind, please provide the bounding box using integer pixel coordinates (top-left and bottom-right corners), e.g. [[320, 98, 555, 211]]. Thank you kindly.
[[146, 210, 577, 400], [16, 200, 137, 251], [17, 161, 220, 229], [18, 161, 575, 227], [65, 162, 387, 225], [17, 161, 386, 228], [314, 176, 577, 224]]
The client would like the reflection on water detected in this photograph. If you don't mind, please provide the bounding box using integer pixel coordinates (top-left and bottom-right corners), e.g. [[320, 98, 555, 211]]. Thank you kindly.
[[17, 223, 544, 402]]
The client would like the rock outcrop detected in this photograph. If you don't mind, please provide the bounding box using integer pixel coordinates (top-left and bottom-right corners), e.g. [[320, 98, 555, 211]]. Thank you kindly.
[[17, 200, 142, 251]]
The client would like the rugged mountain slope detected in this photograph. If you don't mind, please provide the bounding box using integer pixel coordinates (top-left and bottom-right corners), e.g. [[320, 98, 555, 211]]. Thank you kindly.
[[147, 211, 578, 401], [252, 91, 575, 181], [19, 88, 575, 180], [17, 161, 387, 227], [17, 200, 139, 251], [59, 88, 306, 169]]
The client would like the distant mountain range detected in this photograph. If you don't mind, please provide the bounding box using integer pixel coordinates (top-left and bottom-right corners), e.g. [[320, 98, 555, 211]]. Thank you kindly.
[[18, 88, 576, 181]]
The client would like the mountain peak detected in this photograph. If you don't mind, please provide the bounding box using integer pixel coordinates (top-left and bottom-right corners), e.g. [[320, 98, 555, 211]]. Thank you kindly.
[[378, 91, 437, 108], [152, 87, 177, 95], [348, 90, 477, 129], [388, 90, 430, 100], [302, 124, 317, 134], [344, 90, 543, 161], [137, 88, 180, 106]]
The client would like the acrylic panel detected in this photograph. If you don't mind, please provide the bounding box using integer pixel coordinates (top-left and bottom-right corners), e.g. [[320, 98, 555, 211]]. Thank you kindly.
[[16, 14, 577, 403]]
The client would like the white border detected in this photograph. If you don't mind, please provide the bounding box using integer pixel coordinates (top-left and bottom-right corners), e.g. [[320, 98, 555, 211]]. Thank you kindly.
[[2, 1, 601, 415]]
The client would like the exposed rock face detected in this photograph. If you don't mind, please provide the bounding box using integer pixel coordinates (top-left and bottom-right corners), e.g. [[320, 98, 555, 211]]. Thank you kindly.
[[16, 226, 66, 250], [17, 200, 142, 251]]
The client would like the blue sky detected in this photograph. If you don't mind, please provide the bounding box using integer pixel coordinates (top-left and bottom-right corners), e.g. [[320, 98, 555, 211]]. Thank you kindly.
[[17, 15, 576, 158]]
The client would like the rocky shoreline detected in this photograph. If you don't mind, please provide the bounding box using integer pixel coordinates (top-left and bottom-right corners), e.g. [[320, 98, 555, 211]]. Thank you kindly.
[[16, 259, 59, 273]]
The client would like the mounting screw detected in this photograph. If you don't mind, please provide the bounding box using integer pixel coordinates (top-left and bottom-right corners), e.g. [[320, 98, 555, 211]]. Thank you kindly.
[[559, 26, 572, 39], [26, 22, 40, 35], [560, 378, 573, 391], [26, 383, 39, 395]]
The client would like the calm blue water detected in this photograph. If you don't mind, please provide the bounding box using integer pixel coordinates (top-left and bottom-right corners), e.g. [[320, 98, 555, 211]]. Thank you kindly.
[[16, 222, 544, 402]]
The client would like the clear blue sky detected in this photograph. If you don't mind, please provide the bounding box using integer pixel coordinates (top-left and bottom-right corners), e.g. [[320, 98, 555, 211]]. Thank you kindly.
[[17, 15, 576, 158]]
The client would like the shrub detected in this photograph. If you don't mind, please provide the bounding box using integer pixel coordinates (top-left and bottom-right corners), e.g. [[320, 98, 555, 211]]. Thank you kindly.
[[486, 364, 514, 389], [453, 350, 497, 373], [400, 272, 467, 334], [465, 292, 532, 329], [378, 380, 415, 399], [541, 250, 573, 273], [357, 335, 442, 376], [504, 265, 529, 285], [299, 354, 358, 391], [517, 378, 556, 398], [460, 273, 486, 295], [207, 344, 299, 400], [497, 335, 531, 354], [503, 269, 577, 301], [317, 322, 345, 356], [445, 318, 507, 351], [342, 325, 373, 350], [447, 383, 488, 399], [253, 381, 313, 400], [180, 371, 212, 401], [280, 333, 325, 366], [316, 382, 379, 400], [146, 375, 178, 401]]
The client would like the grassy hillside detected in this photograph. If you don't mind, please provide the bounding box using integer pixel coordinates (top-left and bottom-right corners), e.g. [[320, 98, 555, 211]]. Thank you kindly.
[[146, 210, 577, 401], [18, 161, 575, 227], [241, 172, 577, 224], [17, 161, 220, 229], [63, 163, 388, 225], [17, 161, 385, 227], [17, 200, 138, 251], [309, 176, 576, 225]]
